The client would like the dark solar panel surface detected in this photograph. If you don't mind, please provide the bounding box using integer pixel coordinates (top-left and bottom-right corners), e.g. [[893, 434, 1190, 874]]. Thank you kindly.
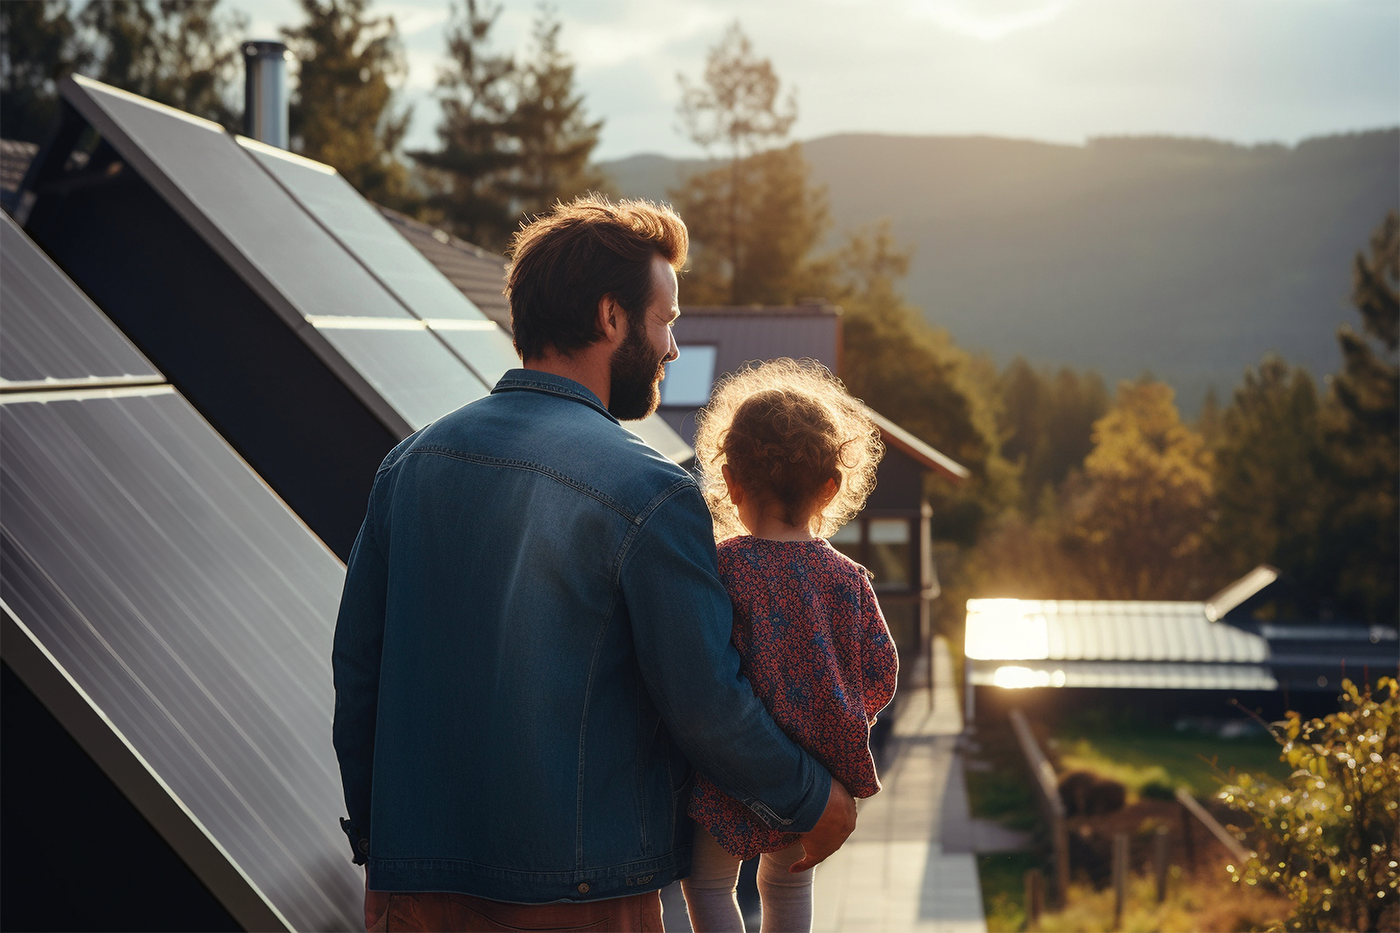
[[66, 76, 501, 431], [243, 139, 487, 322], [244, 139, 520, 392], [0, 388, 361, 932], [1, 214, 158, 386], [68, 77, 408, 322]]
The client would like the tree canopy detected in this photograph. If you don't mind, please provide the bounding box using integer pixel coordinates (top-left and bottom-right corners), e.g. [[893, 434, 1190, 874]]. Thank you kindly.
[[671, 22, 824, 305], [80, 0, 245, 128], [412, 2, 604, 250], [1319, 211, 1399, 622], [0, 0, 86, 143], [282, 0, 411, 208]]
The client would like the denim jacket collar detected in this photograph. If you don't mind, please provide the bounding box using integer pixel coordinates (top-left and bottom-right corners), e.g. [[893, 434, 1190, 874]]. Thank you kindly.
[[491, 369, 619, 425]]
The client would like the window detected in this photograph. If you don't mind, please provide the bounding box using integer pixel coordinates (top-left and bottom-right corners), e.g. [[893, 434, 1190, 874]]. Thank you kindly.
[[867, 518, 913, 589], [827, 516, 916, 591], [661, 345, 717, 406]]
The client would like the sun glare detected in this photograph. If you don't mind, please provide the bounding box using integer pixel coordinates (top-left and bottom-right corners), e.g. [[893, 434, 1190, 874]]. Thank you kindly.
[[964, 599, 1051, 660]]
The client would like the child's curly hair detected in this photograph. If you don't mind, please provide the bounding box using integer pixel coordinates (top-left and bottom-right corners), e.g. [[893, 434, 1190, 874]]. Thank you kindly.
[[694, 358, 884, 540]]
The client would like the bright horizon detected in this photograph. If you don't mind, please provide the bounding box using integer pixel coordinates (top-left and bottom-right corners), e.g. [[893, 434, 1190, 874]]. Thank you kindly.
[[229, 0, 1400, 161]]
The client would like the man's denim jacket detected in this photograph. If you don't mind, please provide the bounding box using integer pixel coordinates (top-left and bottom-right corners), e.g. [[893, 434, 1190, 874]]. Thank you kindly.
[[332, 370, 832, 903]]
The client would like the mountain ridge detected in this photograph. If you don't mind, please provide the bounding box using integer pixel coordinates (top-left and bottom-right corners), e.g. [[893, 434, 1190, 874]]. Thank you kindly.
[[599, 129, 1399, 412]]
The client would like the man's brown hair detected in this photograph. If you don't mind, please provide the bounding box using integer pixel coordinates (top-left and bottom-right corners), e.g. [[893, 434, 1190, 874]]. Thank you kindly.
[[505, 196, 689, 361]]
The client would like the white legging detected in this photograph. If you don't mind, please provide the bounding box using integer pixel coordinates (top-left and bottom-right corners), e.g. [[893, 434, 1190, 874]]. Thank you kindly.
[[681, 826, 813, 933]]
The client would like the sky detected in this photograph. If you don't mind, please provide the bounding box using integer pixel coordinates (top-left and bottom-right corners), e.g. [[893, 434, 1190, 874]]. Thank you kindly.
[[231, 0, 1400, 161]]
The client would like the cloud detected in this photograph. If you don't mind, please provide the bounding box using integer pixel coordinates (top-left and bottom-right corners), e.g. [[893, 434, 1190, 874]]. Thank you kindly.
[[910, 0, 1071, 41]]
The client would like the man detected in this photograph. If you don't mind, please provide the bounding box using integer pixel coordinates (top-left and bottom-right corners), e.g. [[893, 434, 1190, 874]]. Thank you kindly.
[[332, 196, 856, 932]]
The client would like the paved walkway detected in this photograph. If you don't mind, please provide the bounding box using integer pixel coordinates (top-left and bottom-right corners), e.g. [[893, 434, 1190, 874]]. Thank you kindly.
[[811, 637, 992, 933]]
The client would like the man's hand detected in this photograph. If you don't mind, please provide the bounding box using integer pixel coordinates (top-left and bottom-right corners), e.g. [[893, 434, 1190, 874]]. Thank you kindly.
[[791, 779, 857, 873]]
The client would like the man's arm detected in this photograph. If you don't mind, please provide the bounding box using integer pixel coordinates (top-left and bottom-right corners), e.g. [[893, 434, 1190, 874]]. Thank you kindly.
[[621, 481, 843, 847], [330, 481, 389, 864]]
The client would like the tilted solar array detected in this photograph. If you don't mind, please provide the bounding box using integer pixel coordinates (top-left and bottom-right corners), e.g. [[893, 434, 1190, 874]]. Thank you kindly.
[[20, 76, 689, 559], [0, 214, 361, 931]]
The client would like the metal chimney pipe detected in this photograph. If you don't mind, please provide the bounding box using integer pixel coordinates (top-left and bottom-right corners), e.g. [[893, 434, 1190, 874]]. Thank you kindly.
[[242, 40, 291, 148]]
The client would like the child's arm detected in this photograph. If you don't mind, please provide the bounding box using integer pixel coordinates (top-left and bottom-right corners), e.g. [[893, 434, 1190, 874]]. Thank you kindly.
[[860, 577, 899, 719]]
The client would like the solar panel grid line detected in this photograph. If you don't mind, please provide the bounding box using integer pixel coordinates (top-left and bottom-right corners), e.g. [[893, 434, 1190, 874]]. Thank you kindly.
[[0, 600, 294, 933], [239, 135, 520, 393]]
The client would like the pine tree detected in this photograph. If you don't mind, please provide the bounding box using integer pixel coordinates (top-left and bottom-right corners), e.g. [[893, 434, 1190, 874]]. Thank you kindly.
[[672, 22, 825, 305], [1208, 357, 1326, 613], [0, 0, 88, 144], [77, 0, 246, 128], [412, 3, 603, 251], [282, 0, 411, 208], [506, 8, 605, 218], [833, 221, 1011, 542], [410, 1, 517, 249], [1320, 211, 1399, 622]]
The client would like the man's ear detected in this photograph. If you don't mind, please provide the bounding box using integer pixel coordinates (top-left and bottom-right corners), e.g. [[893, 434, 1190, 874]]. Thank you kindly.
[[597, 295, 625, 346]]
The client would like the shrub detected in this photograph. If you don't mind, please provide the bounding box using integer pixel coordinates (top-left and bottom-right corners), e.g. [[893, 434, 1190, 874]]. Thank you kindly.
[[1218, 677, 1400, 932]]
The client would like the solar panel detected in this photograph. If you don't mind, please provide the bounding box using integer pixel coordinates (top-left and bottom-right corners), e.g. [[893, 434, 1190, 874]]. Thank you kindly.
[[241, 139, 525, 392], [1, 386, 360, 932], [0, 213, 159, 388], [57, 75, 489, 431]]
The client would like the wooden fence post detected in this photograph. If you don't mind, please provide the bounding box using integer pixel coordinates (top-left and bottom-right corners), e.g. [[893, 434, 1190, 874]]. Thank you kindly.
[[1112, 832, 1129, 930], [1009, 709, 1070, 907], [1153, 825, 1170, 903], [1175, 788, 1250, 865], [1023, 869, 1044, 929]]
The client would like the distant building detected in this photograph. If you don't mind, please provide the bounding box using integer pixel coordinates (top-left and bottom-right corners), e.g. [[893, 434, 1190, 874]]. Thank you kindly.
[[963, 566, 1399, 724]]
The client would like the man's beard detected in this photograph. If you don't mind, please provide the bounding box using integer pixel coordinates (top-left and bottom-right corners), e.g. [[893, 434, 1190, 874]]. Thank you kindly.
[[607, 321, 665, 421]]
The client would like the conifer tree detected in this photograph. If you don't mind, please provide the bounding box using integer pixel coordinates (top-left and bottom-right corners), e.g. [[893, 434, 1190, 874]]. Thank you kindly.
[[410, 0, 517, 248], [413, 3, 603, 251], [282, 0, 411, 208], [1208, 357, 1326, 611], [507, 9, 605, 218], [77, 0, 246, 128], [0, 0, 88, 143], [1320, 210, 1399, 622]]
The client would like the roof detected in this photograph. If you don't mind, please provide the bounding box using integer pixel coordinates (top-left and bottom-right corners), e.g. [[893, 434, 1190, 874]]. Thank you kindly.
[[671, 304, 842, 377], [869, 410, 972, 483], [377, 207, 513, 329], [2, 212, 357, 931], [964, 595, 1399, 693], [1, 138, 38, 213], [965, 598, 1270, 664]]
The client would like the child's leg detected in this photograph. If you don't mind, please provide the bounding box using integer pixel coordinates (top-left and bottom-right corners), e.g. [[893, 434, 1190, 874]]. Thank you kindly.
[[681, 826, 746, 933], [756, 842, 813, 933]]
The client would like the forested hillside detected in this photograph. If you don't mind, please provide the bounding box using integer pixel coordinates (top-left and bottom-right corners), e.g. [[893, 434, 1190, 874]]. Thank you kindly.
[[602, 130, 1398, 411]]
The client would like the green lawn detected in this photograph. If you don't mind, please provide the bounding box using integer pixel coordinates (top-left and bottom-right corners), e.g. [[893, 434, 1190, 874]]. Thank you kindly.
[[1049, 720, 1290, 799]]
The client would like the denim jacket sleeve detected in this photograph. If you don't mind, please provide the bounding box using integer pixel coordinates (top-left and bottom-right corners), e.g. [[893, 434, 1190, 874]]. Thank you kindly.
[[330, 473, 388, 864], [621, 480, 833, 834]]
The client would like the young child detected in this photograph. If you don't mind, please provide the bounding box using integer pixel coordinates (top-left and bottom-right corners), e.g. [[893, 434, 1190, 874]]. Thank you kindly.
[[682, 358, 898, 933]]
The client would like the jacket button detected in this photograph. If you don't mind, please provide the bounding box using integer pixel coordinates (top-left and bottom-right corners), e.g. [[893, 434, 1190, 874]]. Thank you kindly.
[[577, 883, 590, 894], [358, 839, 370, 854]]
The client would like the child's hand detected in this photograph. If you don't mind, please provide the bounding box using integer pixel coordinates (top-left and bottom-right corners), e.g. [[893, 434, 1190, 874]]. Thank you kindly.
[[791, 779, 857, 872]]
